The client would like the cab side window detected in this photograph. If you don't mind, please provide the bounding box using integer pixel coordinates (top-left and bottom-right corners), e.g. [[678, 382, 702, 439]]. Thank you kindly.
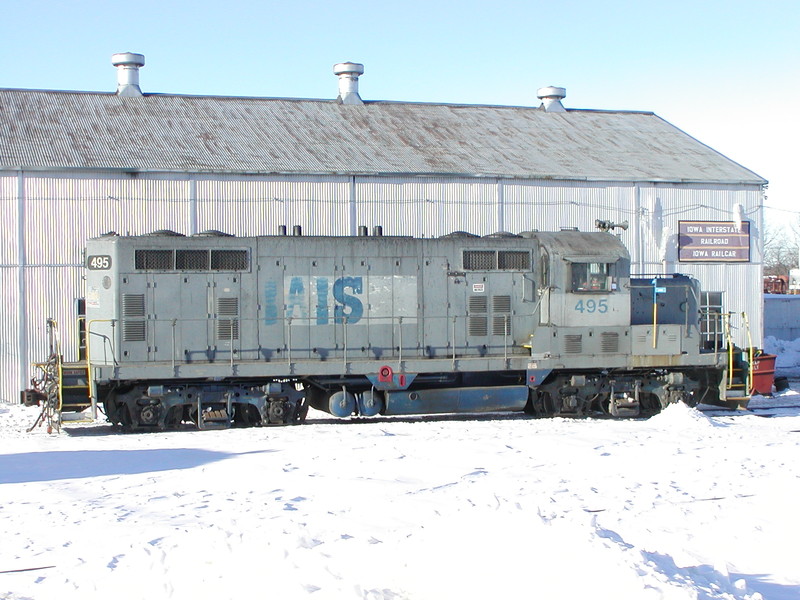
[[572, 262, 615, 292]]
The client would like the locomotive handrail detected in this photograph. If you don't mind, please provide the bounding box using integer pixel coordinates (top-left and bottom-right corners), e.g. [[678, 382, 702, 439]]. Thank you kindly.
[[89, 313, 528, 374], [85, 318, 119, 419], [397, 316, 403, 371], [530, 286, 552, 326], [742, 311, 754, 394], [451, 316, 457, 367], [286, 317, 292, 367]]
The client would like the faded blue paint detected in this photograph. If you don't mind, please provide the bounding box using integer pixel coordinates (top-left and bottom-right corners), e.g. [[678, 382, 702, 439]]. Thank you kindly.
[[315, 278, 329, 325], [264, 280, 278, 325], [264, 275, 372, 326], [365, 372, 417, 390], [286, 276, 308, 321], [383, 386, 528, 416], [333, 276, 363, 324], [357, 390, 384, 417], [328, 389, 356, 418]]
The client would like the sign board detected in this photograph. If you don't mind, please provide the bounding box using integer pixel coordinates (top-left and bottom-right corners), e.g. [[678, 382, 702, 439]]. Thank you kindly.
[[678, 221, 750, 263]]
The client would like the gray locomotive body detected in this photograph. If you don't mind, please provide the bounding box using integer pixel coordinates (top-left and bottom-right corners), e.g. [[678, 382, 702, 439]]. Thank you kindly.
[[84, 229, 724, 429]]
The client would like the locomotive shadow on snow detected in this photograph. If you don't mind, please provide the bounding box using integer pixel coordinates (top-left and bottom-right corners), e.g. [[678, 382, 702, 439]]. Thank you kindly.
[[0, 448, 276, 485]]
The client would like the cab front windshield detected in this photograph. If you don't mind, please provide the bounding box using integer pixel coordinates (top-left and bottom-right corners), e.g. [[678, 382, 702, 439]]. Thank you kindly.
[[572, 262, 614, 292]]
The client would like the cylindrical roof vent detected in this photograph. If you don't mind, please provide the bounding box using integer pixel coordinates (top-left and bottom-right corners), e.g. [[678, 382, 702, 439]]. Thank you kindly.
[[537, 86, 566, 112], [292, 225, 303, 236], [333, 62, 364, 105], [358, 225, 369, 237], [112, 52, 145, 97], [372, 225, 383, 237], [278, 225, 287, 236]]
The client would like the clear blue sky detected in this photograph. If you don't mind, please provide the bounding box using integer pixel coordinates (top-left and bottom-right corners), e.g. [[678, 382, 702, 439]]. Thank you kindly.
[[2, 0, 797, 229]]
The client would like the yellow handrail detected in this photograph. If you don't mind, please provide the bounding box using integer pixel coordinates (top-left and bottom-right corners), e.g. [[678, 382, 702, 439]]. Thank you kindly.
[[742, 312, 753, 394], [85, 318, 119, 420], [724, 313, 734, 389]]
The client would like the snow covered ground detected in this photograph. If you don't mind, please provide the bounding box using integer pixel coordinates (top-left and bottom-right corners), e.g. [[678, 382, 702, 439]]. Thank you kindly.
[[2, 390, 800, 600]]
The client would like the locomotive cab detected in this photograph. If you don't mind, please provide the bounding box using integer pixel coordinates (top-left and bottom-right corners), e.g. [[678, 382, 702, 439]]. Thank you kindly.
[[523, 230, 722, 417], [526, 230, 631, 357]]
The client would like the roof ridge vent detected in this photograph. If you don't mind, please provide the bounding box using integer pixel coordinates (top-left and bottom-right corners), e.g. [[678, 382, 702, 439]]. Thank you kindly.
[[333, 62, 364, 105], [537, 86, 566, 112], [112, 52, 145, 97]]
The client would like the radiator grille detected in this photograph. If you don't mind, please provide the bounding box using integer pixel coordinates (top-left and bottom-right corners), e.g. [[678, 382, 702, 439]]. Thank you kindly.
[[492, 295, 512, 336], [493, 315, 511, 336], [123, 320, 146, 342], [498, 251, 530, 270], [216, 319, 240, 341], [493, 295, 511, 313], [463, 251, 496, 270], [564, 334, 583, 354], [176, 249, 209, 270], [122, 294, 145, 317], [135, 249, 173, 270], [463, 250, 530, 270], [216, 297, 239, 316], [601, 332, 619, 353], [134, 249, 248, 270], [467, 295, 488, 337], [216, 297, 239, 341], [468, 295, 488, 313], [468, 316, 488, 336], [211, 250, 248, 270]]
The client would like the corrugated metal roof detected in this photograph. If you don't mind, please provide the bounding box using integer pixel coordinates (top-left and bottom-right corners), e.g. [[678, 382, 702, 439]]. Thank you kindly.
[[0, 89, 765, 184]]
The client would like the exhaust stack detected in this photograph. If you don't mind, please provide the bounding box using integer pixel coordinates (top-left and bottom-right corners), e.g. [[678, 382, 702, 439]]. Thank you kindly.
[[537, 86, 566, 112], [112, 52, 145, 97], [333, 62, 364, 105]]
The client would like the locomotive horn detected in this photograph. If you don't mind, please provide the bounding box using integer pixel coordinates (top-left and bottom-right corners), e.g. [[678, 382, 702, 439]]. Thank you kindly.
[[595, 219, 629, 232]]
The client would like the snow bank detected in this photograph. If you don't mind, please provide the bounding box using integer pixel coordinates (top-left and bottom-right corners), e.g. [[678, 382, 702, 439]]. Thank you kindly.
[[645, 401, 719, 429]]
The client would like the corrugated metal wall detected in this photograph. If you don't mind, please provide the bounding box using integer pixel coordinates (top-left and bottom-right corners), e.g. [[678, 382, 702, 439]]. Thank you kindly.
[[1, 175, 18, 265], [197, 176, 351, 236], [764, 296, 800, 340], [24, 266, 85, 373], [502, 180, 637, 234], [355, 177, 498, 238], [24, 174, 192, 263], [0, 267, 21, 402], [0, 169, 765, 403], [636, 183, 764, 350]]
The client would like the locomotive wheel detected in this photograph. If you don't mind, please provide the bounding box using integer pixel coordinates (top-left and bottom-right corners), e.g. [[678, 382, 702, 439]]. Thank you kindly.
[[119, 404, 134, 432], [267, 400, 291, 424], [525, 390, 557, 417], [293, 398, 309, 424], [163, 406, 183, 429]]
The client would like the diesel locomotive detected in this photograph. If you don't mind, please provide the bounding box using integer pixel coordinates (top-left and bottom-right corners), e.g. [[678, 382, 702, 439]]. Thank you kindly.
[[63, 221, 728, 430]]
